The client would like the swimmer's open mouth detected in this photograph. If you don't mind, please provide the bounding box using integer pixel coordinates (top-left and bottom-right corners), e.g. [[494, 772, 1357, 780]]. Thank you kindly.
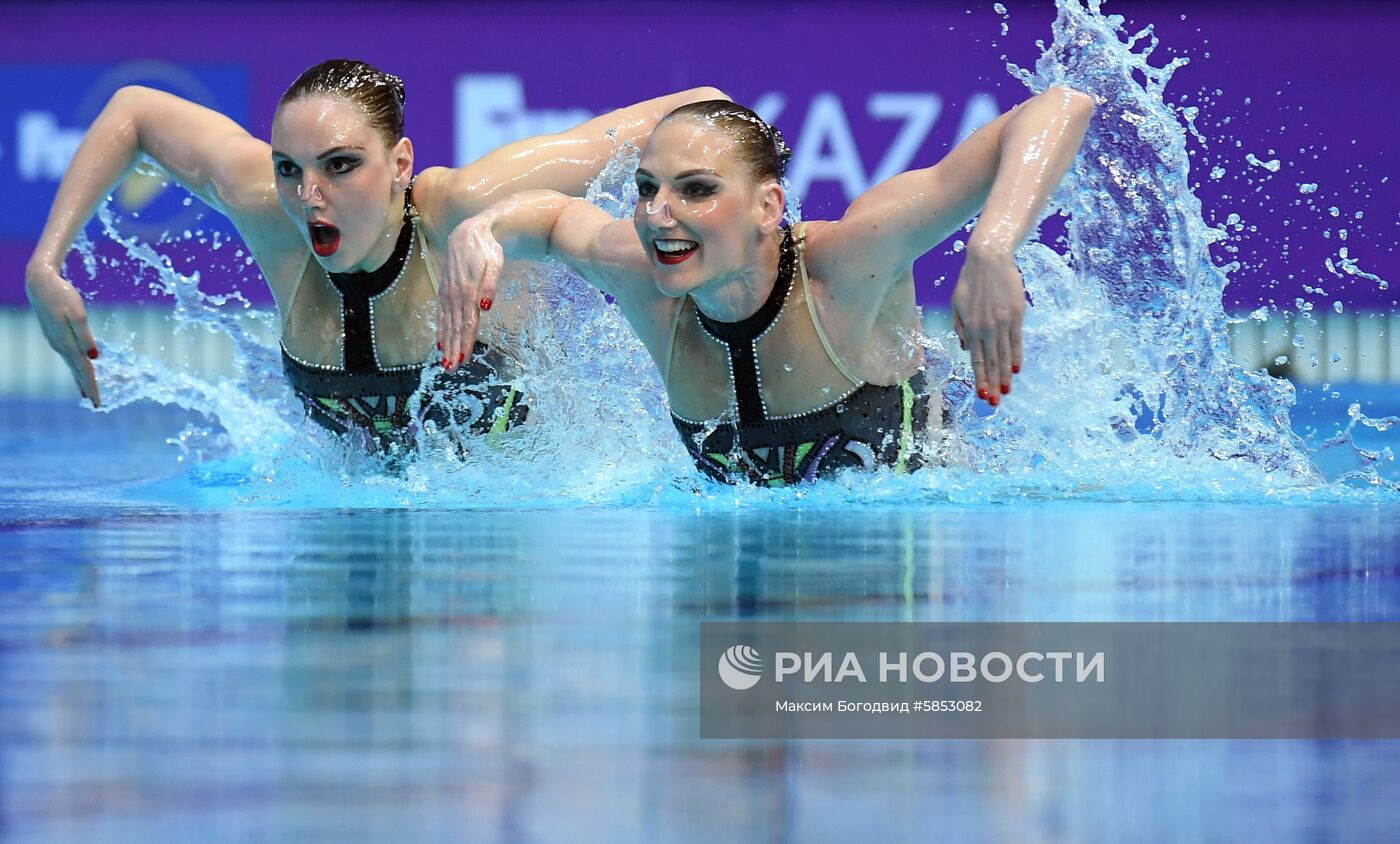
[[655, 239, 697, 265], [309, 222, 341, 258]]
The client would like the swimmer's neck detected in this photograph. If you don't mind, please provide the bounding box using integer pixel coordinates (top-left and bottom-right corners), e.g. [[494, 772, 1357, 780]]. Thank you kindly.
[[342, 193, 410, 274], [688, 235, 783, 324]]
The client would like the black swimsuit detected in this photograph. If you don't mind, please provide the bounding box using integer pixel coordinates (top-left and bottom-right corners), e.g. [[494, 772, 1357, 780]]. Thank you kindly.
[[280, 187, 527, 451], [670, 227, 932, 486]]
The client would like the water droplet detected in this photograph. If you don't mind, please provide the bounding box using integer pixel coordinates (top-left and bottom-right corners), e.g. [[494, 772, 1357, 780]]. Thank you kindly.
[[1245, 153, 1280, 172]]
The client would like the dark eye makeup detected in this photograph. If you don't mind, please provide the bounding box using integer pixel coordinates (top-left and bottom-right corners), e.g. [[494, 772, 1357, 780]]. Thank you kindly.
[[325, 156, 361, 175], [634, 179, 718, 201], [681, 182, 717, 198]]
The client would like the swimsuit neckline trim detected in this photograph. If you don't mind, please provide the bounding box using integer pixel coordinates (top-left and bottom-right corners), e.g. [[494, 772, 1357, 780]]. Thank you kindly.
[[693, 229, 796, 346]]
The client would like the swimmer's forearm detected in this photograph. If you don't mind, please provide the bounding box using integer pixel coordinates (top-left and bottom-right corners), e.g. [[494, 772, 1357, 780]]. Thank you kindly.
[[464, 191, 640, 301], [967, 86, 1094, 258], [447, 87, 727, 216], [473, 190, 577, 261], [599, 86, 730, 150], [29, 88, 149, 269]]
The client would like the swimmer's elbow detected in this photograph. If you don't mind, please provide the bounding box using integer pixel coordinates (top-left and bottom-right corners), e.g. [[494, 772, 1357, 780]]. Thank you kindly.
[[109, 85, 161, 117], [673, 86, 730, 109], [106, 86, 174, 140], [1046, 85, 1096, 120], [85, 87, 161, 152], [101, 87, 140, 128]]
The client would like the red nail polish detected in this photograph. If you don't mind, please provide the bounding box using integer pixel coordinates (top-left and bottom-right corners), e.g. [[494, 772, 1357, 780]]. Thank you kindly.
[[87, 348, 99, 360], [479, 297, 492, 312], [458, 352, 466, 364], [1012, 364, 1021, 374], [442, 357, 451, 368], [437, 341, 442, 351], [989, 396, 999, 407], [977, 388, 989, 400], [1001, 384, 1010, 395]]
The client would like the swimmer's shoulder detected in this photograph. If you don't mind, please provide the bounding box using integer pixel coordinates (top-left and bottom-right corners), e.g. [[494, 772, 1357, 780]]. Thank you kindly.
[[205, 139, 304, 264], [797, 217, 914, 296], [792, 219, 842, 285], [407, 167, 456, 242], [414, 165, 516, 241]]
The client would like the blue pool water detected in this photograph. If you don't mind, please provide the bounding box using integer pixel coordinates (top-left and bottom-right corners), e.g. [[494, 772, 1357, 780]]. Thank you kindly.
[[2, 390, 1400, 842]]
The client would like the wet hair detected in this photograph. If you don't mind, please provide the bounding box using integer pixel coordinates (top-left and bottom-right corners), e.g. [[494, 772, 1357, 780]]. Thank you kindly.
[[278, 59, 406, 147], [661, 100, 792, 183]]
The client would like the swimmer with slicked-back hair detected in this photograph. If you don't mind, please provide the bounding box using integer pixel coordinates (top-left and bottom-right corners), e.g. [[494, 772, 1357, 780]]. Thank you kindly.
[[438, 90, 1094, 485], [25, 59, 724, 449]]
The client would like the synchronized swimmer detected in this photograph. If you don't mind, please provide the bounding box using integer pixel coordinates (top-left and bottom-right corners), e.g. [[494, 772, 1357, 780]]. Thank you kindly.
[[438, 94, 1092, 485], [26, 60, 1093, 485], [25, 59, 721, 450]]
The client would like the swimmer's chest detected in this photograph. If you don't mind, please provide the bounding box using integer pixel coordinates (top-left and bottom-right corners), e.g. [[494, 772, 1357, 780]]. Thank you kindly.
[[278, 251, 438, 369], [664, 286, 861, 423]]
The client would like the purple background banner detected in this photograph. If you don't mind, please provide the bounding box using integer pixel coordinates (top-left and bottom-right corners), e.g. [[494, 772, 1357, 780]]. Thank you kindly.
[[2, 0, 1397, 312]]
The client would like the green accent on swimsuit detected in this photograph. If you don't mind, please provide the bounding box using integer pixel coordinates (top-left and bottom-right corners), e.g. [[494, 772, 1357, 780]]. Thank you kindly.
[[897, 380, 916, 475]]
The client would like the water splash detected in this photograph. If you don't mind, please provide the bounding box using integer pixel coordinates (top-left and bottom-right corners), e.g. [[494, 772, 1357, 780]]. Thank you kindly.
[[87, 201, 299, 462], [72, 0, 1397, 507]]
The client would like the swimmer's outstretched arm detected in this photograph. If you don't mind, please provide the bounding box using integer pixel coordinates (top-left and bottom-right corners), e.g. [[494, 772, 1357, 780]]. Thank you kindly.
[[416, 87, 728, 233], [811, 85, 1094, 402], [25, 86, 284, 408], [437, 191, 654, 363]]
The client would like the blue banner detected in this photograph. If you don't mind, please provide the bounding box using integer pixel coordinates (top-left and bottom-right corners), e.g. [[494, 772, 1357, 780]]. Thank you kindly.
[[0, 62, 248, 241]]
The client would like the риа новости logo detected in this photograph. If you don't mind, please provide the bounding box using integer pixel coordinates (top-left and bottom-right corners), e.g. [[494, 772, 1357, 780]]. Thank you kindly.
[[718, 645, 763, 690]]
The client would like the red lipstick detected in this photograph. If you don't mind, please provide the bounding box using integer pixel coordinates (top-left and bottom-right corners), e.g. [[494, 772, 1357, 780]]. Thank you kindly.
[[655, 240, 698, 265], [309, 222, 340, 258]]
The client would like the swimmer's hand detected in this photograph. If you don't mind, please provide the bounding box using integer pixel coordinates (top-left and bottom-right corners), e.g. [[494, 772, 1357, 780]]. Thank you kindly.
[[25, 261, 101, 408], [439, 218, 503, 370], [951, 247, 1025, 406]]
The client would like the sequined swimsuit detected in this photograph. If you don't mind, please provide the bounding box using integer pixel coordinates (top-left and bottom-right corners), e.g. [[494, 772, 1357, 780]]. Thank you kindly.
[[667, 224, 931, 486], [279, 187, 527, 450]]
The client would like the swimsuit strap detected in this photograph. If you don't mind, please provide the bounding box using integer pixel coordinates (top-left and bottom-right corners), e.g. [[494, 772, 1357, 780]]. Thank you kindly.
[[417, 221, 440, 295], [693, 228, 797, 428], [663, 296, 687, 385], [795, 222, 863, 388], [281, 251, 315, 336], [401, 179, 441, 295]]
